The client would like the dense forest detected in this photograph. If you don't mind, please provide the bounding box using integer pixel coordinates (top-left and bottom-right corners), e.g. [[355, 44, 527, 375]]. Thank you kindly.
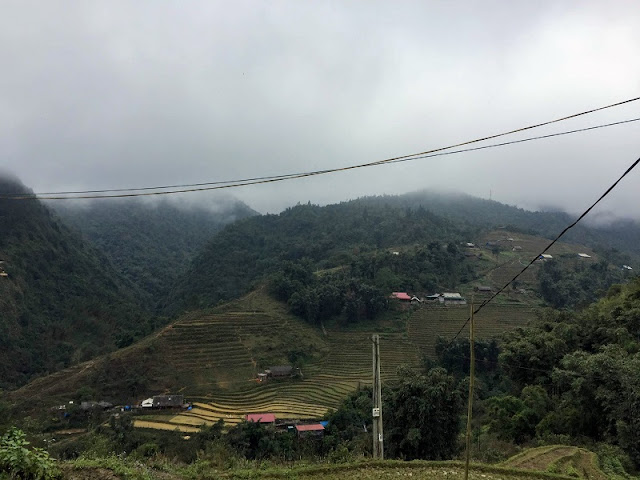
[[53, 197, 256, 308], [0, 177, 152, 388], [168, 201, 474, 312], [494, 278, 640, 466], [363, 191, 640, 260]]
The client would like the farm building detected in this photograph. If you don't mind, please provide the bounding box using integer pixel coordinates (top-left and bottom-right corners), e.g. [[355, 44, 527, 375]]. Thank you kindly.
[[266, 365, 293, 378], [410, 296, 422, 304], [578, 253, 591, 258], [390, 292, 411, 301], [246, 413, 276, 424], [538, 254, 553, 261], [439, 293, 467, 305], [623, 265, 633, 270], [295, 423, 325, 437], [425, 294, 440, 301], [475, 286, 492, 292], [142, 395, 185, 409], [464, 242, 475, 248]]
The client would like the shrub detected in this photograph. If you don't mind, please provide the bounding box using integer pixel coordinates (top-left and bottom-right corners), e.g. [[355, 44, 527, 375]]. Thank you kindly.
[[0, 427, 60, 479]]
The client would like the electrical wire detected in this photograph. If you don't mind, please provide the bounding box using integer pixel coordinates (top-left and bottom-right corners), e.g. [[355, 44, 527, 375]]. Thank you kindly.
[[2, 96, 639, 200], [449, 154, 640, 343], [7, 116, 638, 199]]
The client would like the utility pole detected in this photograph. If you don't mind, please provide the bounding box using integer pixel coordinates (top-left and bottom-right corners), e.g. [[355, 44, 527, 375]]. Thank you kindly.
[[372, 334, 384, 459], [464, 297, 475, 480]]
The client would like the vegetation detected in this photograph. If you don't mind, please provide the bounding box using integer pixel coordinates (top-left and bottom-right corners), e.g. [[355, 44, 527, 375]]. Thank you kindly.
[[0, 427, 60, 479], [0, 177, 152, 389], [169, 201, 471, 312], [53, 197, 256, 309], [495, 278, 640, 465]]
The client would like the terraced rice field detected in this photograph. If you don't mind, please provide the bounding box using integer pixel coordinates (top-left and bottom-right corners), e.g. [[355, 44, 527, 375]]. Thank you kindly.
[[408, 303, 537, 358], [503, 445, 607, 479], [133, 291, 538, 432]]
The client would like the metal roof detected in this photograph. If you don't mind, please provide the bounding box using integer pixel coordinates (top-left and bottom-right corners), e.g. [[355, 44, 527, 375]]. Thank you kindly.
[[246, 413, 276, 423], [295, 424, 325, 432]]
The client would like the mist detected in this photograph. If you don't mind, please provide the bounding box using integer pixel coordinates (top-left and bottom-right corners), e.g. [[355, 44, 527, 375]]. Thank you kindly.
[[1, 1, 639, 220]]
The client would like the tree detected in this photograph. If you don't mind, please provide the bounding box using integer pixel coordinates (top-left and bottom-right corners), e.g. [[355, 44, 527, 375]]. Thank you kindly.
[[384, 367, 463, 460]]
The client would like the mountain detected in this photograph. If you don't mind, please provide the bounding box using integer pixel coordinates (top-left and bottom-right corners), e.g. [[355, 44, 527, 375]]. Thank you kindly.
[[0, 177, 152, 388], [52, 197, 257, 308], [361, 190, 640, 260], [167, 200, 473, 313], [168, 191, 639, 315]]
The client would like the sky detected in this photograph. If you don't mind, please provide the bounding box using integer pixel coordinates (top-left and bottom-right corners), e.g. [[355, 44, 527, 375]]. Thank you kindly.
[[1, 1, 640, 219]]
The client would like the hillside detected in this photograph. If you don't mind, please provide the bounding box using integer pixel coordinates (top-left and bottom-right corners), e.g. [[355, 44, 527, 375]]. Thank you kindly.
[[168, 192, 638, 317], [9, 287, 535, 430], [359, 190, 640, 261], [168, 200, 472, 313], [52, 197, 256, 307], [0, 177, 151, 389]]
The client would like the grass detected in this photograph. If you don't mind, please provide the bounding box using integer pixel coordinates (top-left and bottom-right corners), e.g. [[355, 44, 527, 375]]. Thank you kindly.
[[63, 457, 582, 480], [502, 446, 608, 480]]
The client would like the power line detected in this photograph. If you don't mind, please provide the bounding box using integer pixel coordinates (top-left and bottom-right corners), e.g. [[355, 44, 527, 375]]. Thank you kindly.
[[449, 154, 640, 343], [2, 96, 639, 200], [7, 116, 638, 199]]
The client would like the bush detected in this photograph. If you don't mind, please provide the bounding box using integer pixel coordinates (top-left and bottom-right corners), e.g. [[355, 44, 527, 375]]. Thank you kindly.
[[0, 427, 60, 479]]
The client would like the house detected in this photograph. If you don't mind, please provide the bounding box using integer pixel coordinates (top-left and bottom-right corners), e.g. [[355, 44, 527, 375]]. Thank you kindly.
[[257, 373, 268, 382], [538, 254, 553, 261], [151, 395, 184, 408], [578, 253, 591, 258], [439, 293, 467, 305], [266, 365, 293, 378], [410, 296, 422, 304], [464, 243, 475, 248], [246, 413, 276, 424], [425, 294, 440, 301], [475, 286, 492, 293], [295, 423, 325, 437], [391, 251, 400, 256], [390, 292, 411, 301], [623, 265, 633, 270]]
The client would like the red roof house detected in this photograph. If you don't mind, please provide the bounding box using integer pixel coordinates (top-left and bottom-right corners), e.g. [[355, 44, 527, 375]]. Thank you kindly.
[[295, 424, 325, 436], [246, 413, 276, 424], [391, 292, 411, 301]]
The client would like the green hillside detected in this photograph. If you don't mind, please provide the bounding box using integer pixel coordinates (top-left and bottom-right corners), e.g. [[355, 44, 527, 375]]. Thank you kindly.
[[9, 287, 538, 431], [167, 200, 472, 313], [0, 177, 151, 388], [52, 197, 256, 308], [364, 190, 640, 260]]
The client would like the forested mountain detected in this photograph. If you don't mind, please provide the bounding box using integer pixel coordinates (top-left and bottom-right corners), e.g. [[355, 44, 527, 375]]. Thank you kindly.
[[362, 190, 640, 260], [167, 200, 475, 313], [0, 177, 152, 388], [168, 191, 638, 315], [493, 277, 640, 465], [52, 198, 256, 307]]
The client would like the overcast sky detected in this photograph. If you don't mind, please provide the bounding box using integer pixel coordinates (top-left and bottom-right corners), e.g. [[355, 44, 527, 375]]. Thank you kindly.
[[2, 1, 639, 219]]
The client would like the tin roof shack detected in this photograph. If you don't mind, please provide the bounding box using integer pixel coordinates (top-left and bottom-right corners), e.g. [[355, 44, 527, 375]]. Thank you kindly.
[[152, 395, 184, 409], [439, 293, 467, 305], [266, 365, 293, 378], [390, 292, 411, 301], [295, 423, 325, 438], [475, 286, 492, 293], [246, 413, 276, 424]]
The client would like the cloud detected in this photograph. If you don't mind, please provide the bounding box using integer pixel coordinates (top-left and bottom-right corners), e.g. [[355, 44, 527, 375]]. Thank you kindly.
[[1, 0, 639, 218]]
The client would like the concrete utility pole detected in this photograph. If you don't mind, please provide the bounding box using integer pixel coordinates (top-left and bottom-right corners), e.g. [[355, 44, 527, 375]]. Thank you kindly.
[[464, 297, 476, 480], [372, 334, 384, 459]]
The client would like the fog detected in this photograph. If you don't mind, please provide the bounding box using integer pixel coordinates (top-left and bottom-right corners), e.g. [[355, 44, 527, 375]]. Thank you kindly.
[[2, 1, 639, 219]]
